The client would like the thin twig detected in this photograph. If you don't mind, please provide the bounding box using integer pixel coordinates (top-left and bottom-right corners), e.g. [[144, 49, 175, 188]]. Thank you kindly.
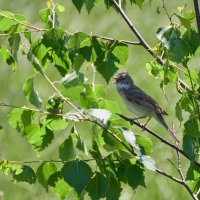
[[193, 0, 200, 39], [162, 0, 172, 22], [116, 113, 200, 168], [92, 33, 141, 45], [50, 0, 56, 28], [155, 168, 183, 184], [175, 144, 198, 200]]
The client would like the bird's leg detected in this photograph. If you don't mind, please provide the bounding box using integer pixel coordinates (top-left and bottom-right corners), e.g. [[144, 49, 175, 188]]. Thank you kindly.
[[141, 117, 152, 131], [130, 115, 146, 125]]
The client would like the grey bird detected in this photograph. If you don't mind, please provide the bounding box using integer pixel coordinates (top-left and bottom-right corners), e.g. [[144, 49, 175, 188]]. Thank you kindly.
[[114, 71, 178, 142]]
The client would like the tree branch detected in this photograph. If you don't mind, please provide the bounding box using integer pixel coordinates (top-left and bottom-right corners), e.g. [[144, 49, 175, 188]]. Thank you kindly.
[[110, 0, 190, 91], [116, 113, 200, 168], [193, 0, 200, 39]]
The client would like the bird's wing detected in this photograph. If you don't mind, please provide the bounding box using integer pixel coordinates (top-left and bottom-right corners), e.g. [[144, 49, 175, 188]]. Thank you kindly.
[[123, 86, 167, 115]]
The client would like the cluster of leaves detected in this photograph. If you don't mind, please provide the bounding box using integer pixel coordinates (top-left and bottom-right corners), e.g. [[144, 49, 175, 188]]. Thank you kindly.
[[0, 1, 155, 199], [0, 0, 200, 199], [146, 6, 200, 193]]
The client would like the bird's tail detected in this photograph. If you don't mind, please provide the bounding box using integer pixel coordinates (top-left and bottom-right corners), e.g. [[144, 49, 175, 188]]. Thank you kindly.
[[154, 113, 179, 143]]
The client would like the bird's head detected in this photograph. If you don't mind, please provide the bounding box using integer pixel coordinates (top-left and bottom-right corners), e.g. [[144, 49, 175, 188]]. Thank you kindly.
[[113, 72, 133, 90]]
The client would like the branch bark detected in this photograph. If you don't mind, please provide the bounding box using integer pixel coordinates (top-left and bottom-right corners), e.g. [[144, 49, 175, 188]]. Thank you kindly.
[[193, 0, 200, 39]]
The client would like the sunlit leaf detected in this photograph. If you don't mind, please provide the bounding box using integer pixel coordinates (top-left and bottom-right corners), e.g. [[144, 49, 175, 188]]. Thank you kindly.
[[23, 76, 42, 108], [37, 162, 57, 191]]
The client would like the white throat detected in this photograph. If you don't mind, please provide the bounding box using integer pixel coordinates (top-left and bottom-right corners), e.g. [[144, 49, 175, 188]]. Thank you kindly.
[[116, 82, 130, 92]]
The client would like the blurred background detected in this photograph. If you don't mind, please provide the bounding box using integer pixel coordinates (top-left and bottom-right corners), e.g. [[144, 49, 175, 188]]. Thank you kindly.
[[0, 0, 197, 199]]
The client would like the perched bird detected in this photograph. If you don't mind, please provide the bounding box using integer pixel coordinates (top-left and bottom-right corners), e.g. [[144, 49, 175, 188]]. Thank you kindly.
[[113, 71, 178, 142]]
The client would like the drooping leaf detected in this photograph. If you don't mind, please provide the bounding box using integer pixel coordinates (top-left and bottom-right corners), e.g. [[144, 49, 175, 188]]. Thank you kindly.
[[23, 76, 42, 108], [182, 134, 198, 160], [59, 135, 76, 161], [183, 118, 200, 138], [49, 172, 72, 200], [7, 108, 35, 134], [124, 163, 145, 189], [86, 172, 109, 200], [72, 0, 84, 13], [25, 124, 54, 152], [0, 46, 15, 69], [13, 165, 36, 184], [37, 162, 57, 191], [61, 160, 92, 195]]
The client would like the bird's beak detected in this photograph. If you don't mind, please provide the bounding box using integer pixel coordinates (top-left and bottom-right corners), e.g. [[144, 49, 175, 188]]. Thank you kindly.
[[112, 77, 117, 84]]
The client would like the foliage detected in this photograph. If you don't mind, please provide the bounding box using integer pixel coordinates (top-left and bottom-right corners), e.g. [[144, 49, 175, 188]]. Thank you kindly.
[[0, 0, 200, 199]]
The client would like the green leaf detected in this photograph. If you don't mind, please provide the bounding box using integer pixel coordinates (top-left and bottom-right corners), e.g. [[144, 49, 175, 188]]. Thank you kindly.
[[47, 95, 64, 114], [8, 33, 21, 60], [124, 163, 145, 189], [72, 0, 84, 13], [25, 124, 54, 152], [44, 116, 68, 131], [42, 29, 66, 50], [59, 135, 76, 161], [176, 10, 195, 29], [178, 93, 194, 114], [7, 108, 35, 134], [86, 172, 109, 199], [175, 101, 183, 123], [0, 14, 16, 31], [183, 29, 200, 55], [49, 172, 72, 200], [67, 32, 91, 50], [146, 61, 162, 78], [13, 165, 36, 184], [93, 39, 128, 83], [183, 118, 200, 138], [60, 71, 85, 100], [80, 84, 106, 109], [0, 46, 15, 68], [23, 76, 42, 108], [136, 134, 153, 155], [105, 174, 122, 200], [157, 26, 189, 63], [37, 162, 57, 191], [39, 8, 51, 28], [0, 161, 36, 184], [87, 109, 111, 126], [72, 126, 88, 155], [182, 135, 198, 160], [61, 160, 92, 195], [186, 163, 200, 193], [85, 0, 95, 13], [130, 0, 145, 8]]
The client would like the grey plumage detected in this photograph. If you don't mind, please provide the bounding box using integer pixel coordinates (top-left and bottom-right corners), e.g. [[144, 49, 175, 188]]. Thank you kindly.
[[114, 72, 177, 141]]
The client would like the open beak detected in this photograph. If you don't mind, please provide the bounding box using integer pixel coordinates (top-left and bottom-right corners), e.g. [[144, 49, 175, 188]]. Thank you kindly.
[[112, 77, 117, 84]]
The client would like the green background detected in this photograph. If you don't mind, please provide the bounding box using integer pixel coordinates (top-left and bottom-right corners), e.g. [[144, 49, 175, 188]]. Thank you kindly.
[[0, 0, 198, 199]]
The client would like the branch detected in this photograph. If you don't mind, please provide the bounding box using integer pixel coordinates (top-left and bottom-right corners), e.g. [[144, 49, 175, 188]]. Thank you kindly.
[[116, 113, 200, 168], [110, 0, 190, 91], [175, 143, 198, 200], [193, 0, 200, 39], [92, 33, 141, 45]]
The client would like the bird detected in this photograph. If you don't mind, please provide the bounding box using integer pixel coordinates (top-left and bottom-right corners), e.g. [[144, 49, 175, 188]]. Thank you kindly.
[[113, 71, 178, 142]]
